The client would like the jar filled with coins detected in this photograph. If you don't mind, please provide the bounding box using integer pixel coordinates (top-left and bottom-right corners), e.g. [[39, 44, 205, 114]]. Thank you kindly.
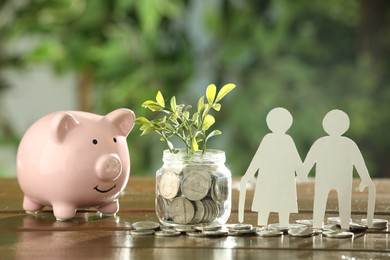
[[156, 149, 231, 226]]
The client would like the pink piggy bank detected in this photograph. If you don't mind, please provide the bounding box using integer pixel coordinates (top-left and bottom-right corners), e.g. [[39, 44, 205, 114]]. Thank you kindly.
[[16, 108, 135, 220]]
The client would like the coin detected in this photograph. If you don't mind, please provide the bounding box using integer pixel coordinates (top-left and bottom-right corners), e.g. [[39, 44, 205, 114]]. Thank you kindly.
[[296, 219, 313, 227], [268, 223, 306, 233], [211, 177, 229, 203], [348, 223, 367, 233], [228, 228, 257, 236], [182, 165, 214, 176], [327, 217, 352, 225], [322, 230, 354, 239], [130, 229, 155, 236], [227, 223, 253, 231], [190, 200, 205, 224], [159, 171, 181, 199], [156, 195, 170, 220], [322, 224, 341, 231], [194, 223, 222, 231], [288, 227, 316, 237], [202, 199, 219, 222], [203, 228, 229, 236], [186, 231, 209, 237], [181, 169, 212, 201], [256, 227, 283, 237], [174, 225, 194, 233], [132, 221, 160, 231], [169, 197, 195, 224], [361, 218, 388, 230], [154, 230, 181, 237]]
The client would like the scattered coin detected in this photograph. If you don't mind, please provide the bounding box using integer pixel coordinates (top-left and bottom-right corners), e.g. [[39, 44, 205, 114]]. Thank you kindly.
[[186, 231, 209, 237], [268, 223, 306, 233], [203, 228, 229, 236], [132, 221, 160, 231], [154, 230, 181, 237], [361, 218, 388, 230], [130, 229, 155, 236], [288, 227, 316, 237], [227, 223, 253, 231], [296, 219, 313, 227], [181, 170, 212, 201], [159, 171, 181, 199], [194, 223, 222, 231], [327, 217, 352, 225], [228, 228, 257, 236], [322, 230, 354, 239], [256, 227, 283, 237], [169, 197, 195, 224], [322, 224, 341, 231], [348, 223, 367, 233]]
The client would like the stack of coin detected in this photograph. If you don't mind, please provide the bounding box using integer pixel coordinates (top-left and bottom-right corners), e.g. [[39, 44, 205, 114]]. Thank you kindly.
[[156, 164, 230, 225], [227, 223, 256, 236], [130, 221, 160, 236]]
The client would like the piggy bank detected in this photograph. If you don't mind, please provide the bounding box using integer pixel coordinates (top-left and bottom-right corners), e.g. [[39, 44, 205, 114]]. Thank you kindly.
[[16, 108, 135, 220]]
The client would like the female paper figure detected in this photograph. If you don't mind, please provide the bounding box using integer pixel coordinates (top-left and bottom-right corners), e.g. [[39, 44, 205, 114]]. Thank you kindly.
[[239, 107, 302, 227], [300, 109, 376, 229]]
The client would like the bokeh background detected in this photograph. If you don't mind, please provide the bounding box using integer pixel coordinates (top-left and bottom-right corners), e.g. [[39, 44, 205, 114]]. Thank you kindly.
[[0, 0, 389, 178]]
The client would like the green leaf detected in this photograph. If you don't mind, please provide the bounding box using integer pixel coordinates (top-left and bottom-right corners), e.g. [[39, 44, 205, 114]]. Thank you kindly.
[[202, 114, 215, 131], [141, 126, 155, 136], [183, 111, 190, 120], [141, 100, 162, 111], [215, 83, 236, 102], [197, 96, 205, 112], [135, 117, 150, 125], [191, 138, 199, 151], [156, 91, 165, 107], [192, 112, 199, 124], [205, 130, 222, 142], [212, 103, 221, 111], [206, 84, 217, 104], [141, 100, 158, 107], [170, 96, 177, 111]]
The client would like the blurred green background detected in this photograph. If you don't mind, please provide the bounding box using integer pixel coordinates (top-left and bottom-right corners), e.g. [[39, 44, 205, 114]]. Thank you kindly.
[[0, 0, 389, 178]]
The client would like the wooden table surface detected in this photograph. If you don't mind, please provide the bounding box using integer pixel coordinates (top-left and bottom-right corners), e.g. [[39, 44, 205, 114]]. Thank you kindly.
[[0, 177, 389, 260]]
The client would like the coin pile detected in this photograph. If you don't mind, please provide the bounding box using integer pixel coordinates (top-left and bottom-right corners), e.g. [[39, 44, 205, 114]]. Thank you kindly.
[[156, 164, 230, 225], [130, 221, 160, 236]]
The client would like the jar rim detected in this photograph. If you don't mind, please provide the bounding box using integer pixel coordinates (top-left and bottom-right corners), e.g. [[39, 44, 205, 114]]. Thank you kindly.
[[162, 149, 226, 163]]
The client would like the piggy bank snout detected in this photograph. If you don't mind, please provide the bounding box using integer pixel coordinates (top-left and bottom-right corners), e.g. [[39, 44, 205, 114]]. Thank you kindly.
[[96, 154, 122, 181]]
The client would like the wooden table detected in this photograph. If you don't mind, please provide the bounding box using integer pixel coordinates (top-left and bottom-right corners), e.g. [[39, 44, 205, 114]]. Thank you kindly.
[[0, 177, 389, 259]]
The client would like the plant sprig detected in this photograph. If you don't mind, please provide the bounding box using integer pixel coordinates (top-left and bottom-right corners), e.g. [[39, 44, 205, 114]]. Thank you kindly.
[[135, 83, 236, 154]]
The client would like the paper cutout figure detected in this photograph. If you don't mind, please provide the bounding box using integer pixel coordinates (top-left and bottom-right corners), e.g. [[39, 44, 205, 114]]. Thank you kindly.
[[239, 107, 302, 227], [300, 109, 376, 229]]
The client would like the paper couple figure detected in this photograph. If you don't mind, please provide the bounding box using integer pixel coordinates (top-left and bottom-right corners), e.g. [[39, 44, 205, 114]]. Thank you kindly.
[[300, 109, 376, 229], [239, 108, 376, 229], [239, 107, 302, 227]]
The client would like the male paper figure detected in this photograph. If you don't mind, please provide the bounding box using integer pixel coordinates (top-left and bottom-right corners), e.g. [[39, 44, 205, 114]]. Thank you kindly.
[[239, 107, 302, 227], [301, 109, 375, 229]]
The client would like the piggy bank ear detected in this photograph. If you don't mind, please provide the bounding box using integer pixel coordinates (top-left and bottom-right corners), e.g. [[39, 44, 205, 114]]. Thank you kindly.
[[51, 113, 79, 142], [105, 108, 135, 137]]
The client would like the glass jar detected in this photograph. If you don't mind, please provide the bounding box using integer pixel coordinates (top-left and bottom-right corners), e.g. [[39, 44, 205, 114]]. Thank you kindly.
[[156, 149, 231, 226]]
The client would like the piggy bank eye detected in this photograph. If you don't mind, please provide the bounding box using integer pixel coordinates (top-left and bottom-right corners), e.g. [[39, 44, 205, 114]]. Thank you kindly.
[[92, 139, 98, 145], [113, 137, 117, 143]]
